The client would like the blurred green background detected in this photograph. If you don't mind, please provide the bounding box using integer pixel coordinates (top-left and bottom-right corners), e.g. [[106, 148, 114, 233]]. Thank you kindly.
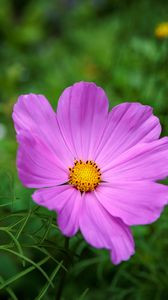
[[1, 0, 168, 299]]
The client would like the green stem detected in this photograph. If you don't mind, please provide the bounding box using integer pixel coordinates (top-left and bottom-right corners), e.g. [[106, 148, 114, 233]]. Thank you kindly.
[[56, 237, 69, 300]]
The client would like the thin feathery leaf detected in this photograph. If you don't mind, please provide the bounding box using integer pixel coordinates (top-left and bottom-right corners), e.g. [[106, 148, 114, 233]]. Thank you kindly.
[[0, 257, 50, 291], [34, 261, 63, 300], [39, 215, 53, 244], [0, 227, 24, 259], [79, 288, 89, 300], [0, 247, 54, 288], [15, 208, 33, 239], [0, 276, 18, 300], [32, 246, 67, 271]]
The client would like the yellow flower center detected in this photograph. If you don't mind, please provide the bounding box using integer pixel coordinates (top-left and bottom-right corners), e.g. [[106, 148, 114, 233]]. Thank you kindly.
[[155, 22, 168, 38], [69, 160, 101, 192]]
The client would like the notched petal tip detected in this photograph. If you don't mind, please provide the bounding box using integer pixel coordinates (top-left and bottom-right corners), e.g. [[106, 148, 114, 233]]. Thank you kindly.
[[12, 93, 52, 134], [110, 244, 135, 265], [71, 81, 99, 88], [79, 193, 135, 264], [57, 81, 109, 159]]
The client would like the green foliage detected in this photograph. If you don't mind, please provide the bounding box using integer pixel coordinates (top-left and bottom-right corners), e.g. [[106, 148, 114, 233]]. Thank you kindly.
[[1, 0, 168, 299]]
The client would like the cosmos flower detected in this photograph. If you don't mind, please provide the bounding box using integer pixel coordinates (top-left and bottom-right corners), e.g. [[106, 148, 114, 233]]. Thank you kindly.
[[13, 82, 168, 264], [155, 22, 168, 39]]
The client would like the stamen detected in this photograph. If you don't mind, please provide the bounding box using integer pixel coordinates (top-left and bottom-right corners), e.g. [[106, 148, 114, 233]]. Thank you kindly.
[[68, 159, 101, 192]]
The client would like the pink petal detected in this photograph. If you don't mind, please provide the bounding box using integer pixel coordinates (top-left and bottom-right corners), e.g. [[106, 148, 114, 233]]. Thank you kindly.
[[13, 94, 73, 167], [95, 102, 161, 166], [17, 132, 68, 188], [57, 82, 109, 160], [32, 185, 82, 236], [96, 182, 168, 226], [79, 192, 135, 264], [103, 137, 168, 182]]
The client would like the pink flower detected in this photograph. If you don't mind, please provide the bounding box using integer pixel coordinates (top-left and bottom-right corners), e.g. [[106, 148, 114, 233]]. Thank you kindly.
[[13, 82, 168, 264]]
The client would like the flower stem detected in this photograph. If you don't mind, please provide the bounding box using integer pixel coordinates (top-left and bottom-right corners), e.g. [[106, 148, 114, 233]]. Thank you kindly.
[[56, 237, 69, 300]]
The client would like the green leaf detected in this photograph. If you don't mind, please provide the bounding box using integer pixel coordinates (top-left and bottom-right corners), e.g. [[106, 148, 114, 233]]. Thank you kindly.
[[0, 276, 18, 300], [34, 260, 63, 300], [0, 248, 54, 289], [79, 288, 89, 300]]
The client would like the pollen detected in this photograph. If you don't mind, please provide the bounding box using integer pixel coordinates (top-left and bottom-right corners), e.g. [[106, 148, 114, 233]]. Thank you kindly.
[[69, 160, 101, 192]]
